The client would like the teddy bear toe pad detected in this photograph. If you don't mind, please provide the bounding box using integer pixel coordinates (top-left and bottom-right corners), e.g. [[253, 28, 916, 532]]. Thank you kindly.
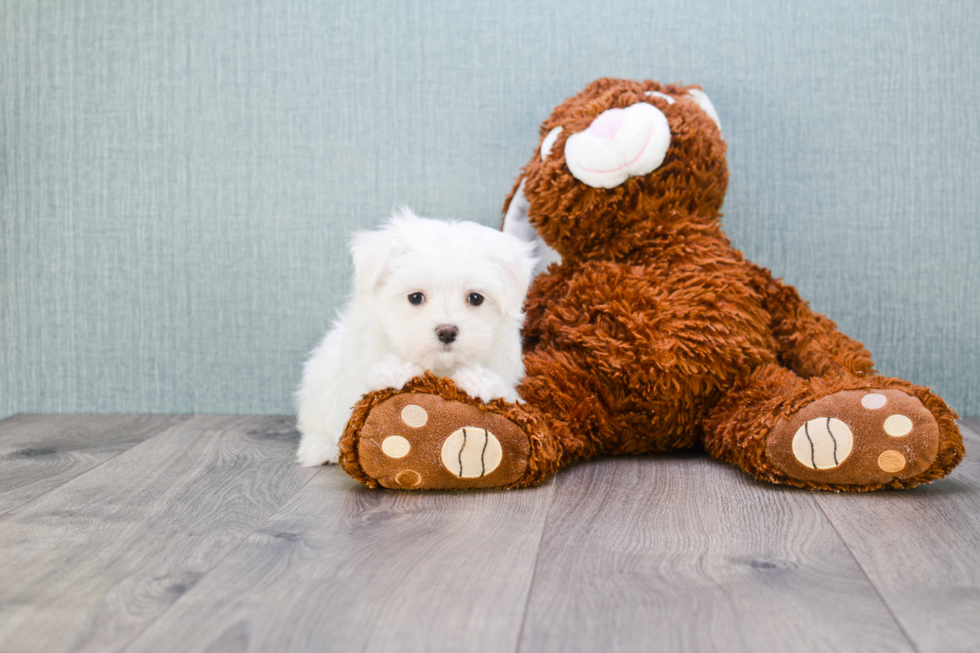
[[767, 389, 940, 486], [356, 393, 529, 490]]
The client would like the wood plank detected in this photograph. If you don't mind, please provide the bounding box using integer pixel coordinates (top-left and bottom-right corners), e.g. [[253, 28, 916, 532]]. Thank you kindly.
[[124, 468, 555, 653], [814, 420, 980, 652], [0, 414, 188, 514], [519, 454, 915, 653], [0, 415, 318, 653], [959, 417, 980, 440]]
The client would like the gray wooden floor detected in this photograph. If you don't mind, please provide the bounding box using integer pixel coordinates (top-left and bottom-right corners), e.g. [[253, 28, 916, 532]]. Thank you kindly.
[[0, 415, 978, 653]]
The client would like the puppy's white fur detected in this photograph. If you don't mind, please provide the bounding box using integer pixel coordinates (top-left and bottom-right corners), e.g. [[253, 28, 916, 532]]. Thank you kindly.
[[295, 209, 536, 467]]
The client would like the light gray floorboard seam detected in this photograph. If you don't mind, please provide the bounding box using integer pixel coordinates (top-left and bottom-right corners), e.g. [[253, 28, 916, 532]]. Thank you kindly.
[[513, 472, 561, 653], [0, 416, 190, 517], [118, 467, 324, 653], [959, 421, 980, 443], [810, 495, 921, 653]]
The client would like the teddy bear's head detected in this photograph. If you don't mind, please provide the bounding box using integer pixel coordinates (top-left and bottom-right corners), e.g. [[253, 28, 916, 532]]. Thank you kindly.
[[503, 78, 728, 261]]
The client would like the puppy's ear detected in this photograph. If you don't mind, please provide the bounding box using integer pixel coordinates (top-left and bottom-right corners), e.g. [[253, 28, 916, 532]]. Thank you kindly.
[[490, 233, 538, 318], [351, 207, 420, 295], [350, 227, 394, 296]]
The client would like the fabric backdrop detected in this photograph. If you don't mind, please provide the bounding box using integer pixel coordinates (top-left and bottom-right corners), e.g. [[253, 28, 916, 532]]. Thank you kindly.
[[2, 0, 978, 418]]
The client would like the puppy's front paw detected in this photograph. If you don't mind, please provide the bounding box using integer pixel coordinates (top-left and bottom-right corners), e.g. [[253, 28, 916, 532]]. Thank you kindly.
[[296, 433, 340, 466], [452, 368, 518, 403], [365, 356, 425, 392]]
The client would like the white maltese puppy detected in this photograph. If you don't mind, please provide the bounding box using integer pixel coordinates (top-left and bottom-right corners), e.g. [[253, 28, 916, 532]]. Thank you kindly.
[[295, 208, 537, 467]]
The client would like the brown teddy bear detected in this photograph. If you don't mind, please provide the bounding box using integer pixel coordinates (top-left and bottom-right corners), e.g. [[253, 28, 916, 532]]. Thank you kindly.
[[338, 78, 965, 492]]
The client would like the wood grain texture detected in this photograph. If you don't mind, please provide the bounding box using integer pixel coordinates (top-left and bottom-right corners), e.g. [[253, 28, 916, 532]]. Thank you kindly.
[[960, 418, 980, 440], [0, 414, 188, 515], [518, 454, 915, 653], [125, 468, 555, 653], [813, 419, 980, 653], [0, 415, 317, 653], [2, 415, 978, 653]]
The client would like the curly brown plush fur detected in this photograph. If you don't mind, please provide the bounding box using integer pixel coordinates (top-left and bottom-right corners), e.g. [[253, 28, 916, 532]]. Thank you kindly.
[[341, 78, 963, 491]]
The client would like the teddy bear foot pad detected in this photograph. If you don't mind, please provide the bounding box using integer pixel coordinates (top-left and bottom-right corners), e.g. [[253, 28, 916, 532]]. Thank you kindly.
[[355, 393, 530, 490], [766, 389, 940, 487]]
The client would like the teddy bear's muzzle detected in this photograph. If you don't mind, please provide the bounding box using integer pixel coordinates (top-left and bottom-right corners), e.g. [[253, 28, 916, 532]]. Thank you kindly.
[[564, 102, 671, 189]]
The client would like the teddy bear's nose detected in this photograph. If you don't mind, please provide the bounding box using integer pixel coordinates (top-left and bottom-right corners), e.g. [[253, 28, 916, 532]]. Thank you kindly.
[[587, 109, 625, 140]]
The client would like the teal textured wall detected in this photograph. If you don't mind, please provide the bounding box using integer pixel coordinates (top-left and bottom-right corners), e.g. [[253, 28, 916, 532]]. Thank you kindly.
[[2, 0, 978, 417]]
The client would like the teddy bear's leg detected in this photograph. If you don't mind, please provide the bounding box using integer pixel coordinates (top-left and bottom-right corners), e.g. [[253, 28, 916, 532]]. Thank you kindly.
[[337, 343, 618, 491], [337, 373, 568, 490], [703, 363, 964, 490], [702, 265, 965, 489], [748, 262, 877, 377]]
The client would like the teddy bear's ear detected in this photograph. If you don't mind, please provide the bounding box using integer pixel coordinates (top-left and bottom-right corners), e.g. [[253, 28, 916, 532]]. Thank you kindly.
[[687, 88, 722, 133], [540, 127, 563, 160], [502, 178, 535, 242], [502, 177, 562, 276]]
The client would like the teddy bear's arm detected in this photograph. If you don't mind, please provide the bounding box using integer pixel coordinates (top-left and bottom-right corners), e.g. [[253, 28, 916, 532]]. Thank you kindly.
[[747, 263, 875, 379], [520, 262, 572, 354]]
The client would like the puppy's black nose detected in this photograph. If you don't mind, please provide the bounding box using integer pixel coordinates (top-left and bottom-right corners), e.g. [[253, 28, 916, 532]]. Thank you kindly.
[[435, 324, 458, 344]]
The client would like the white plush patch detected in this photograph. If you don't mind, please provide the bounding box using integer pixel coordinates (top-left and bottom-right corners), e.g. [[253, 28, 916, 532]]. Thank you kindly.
[[643, 90, 676, 104], [401, 404, 428, 428], [861, 393, 887, 409], [501, 179, 562, 276], [564, 102, 671, 189], [440, 427, 503, 478], [883, 414, 913, 437], [687, 89, 721, 132], [540, 126, 562, 160], [381, 435, 411, 458], [791, 417, 853, 470]]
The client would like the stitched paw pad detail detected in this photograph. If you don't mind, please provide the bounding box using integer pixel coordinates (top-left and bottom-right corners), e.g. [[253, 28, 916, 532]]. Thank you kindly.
[[355, 394, 529, 490], [791, 417, 853, 470], [768, 389, 940, 486], [441, 428, 503, 479]]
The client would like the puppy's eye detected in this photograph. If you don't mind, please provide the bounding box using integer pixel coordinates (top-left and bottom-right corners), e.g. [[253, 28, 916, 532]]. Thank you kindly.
[[408, 292, 425, 305], [467, 293, 484, 306]]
